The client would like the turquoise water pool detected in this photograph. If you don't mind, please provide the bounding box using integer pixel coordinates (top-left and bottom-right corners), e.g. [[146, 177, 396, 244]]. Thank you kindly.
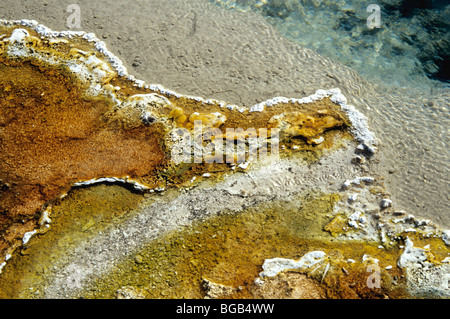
[[210, 0, 449, 89]]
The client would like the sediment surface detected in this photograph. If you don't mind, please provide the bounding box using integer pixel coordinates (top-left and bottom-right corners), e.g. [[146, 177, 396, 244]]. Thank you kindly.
[[0, 1, 448, 300]]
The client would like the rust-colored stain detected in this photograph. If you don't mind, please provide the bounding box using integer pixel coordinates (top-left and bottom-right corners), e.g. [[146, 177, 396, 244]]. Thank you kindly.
[[0, 24, 353, 266], [0, 61, 167, 260]]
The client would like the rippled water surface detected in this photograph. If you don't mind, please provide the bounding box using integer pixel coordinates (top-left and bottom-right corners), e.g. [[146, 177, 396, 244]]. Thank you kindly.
[[211, 0, 449, 87], [210, 0, 449, 227]]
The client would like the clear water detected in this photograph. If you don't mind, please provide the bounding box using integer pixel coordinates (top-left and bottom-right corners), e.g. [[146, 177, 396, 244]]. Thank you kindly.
[[210, 0, 450, 228], [210, 0, 449, 89]]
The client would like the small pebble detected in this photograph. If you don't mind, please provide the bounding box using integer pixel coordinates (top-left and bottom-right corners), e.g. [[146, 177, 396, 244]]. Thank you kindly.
[[135, 255, 143, 264], [380, 198, 392, 209], [348, 193, 358, 203], [351, 155, 365, 164]]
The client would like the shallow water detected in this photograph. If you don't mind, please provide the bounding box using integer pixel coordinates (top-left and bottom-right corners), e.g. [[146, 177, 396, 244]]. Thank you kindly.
[[0, 0, 449, 299], [210, 0, 450, 228], [211, 0, 450, 88], [0, 0, 448, 226]]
